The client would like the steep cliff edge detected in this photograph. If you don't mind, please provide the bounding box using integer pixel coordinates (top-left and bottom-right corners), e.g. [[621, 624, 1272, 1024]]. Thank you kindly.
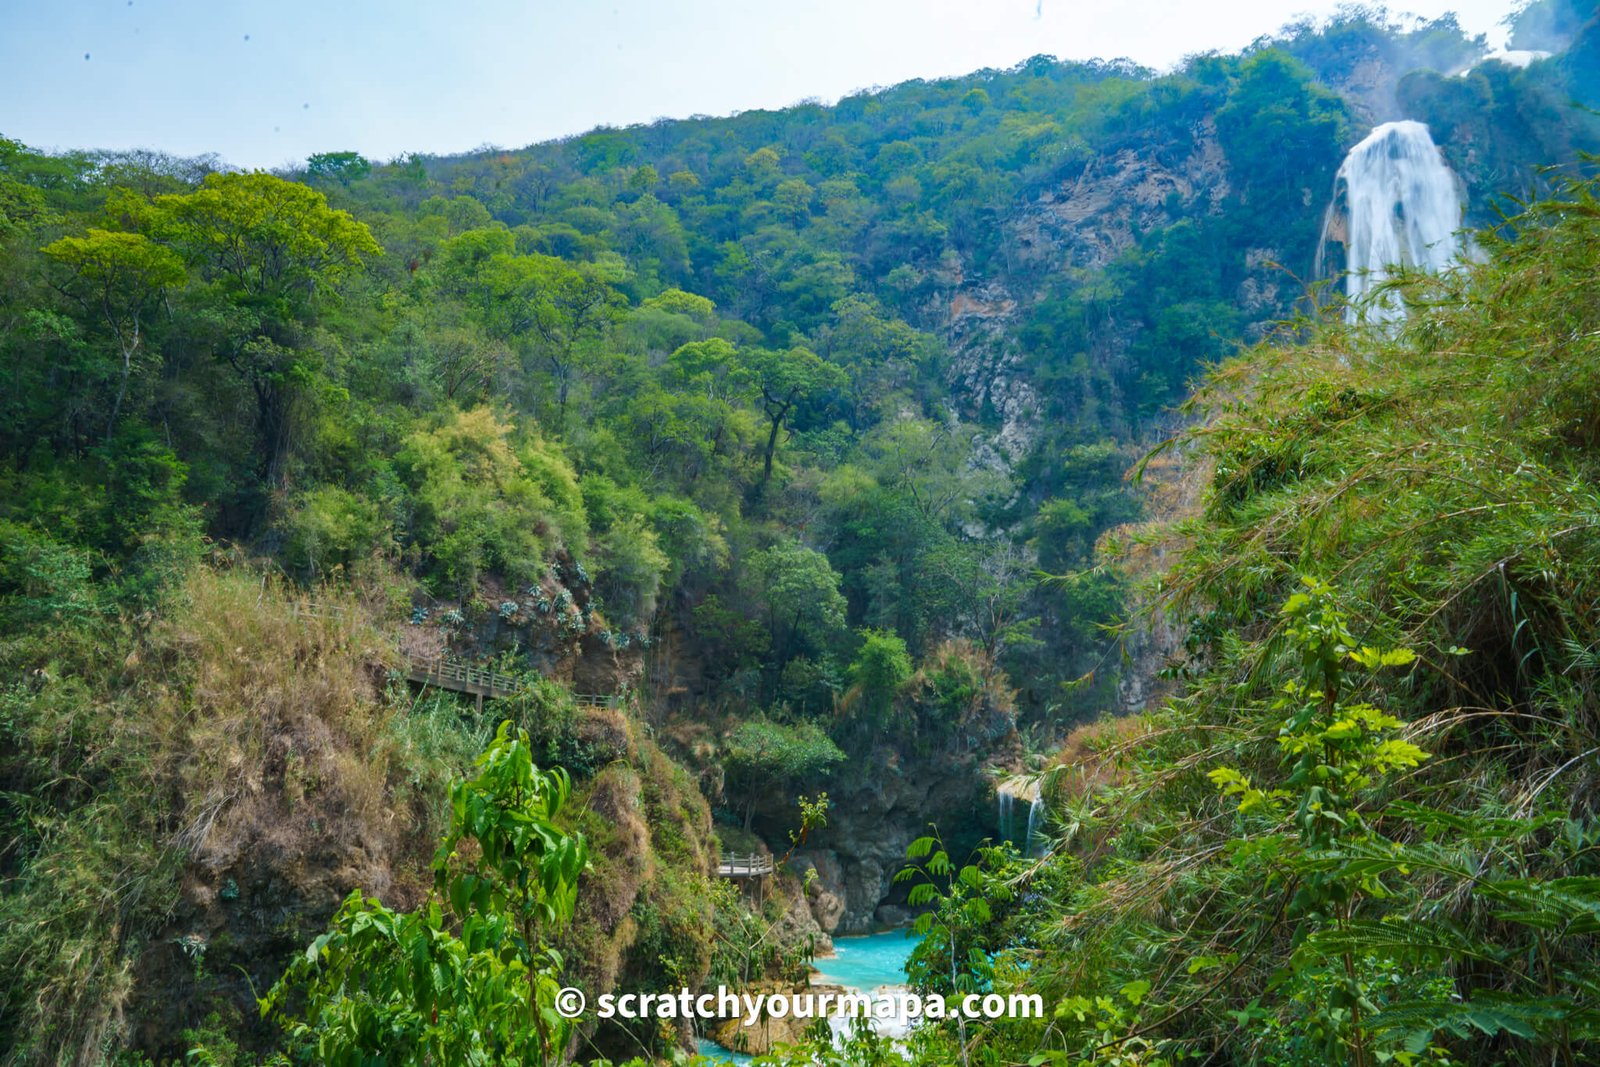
[[8, 566, 716, 1064], [929, 114, 1286, 462], [695, 642, 1021, 934]]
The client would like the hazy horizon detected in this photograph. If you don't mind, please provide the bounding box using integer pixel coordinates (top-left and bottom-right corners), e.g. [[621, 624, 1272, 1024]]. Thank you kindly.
[[1, 0, 1521, 170]]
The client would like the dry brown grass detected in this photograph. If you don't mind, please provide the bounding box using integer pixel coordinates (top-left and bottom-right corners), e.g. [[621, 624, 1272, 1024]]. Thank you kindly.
[[1044, 713, 1154, 801], [582, 764, 653, 928], [149, 571, 405, 881], [114, 568, 452, 1057], [2, 562, 468, 1065]]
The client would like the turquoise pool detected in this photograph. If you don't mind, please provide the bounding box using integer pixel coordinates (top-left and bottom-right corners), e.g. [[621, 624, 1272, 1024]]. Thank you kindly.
[[810, 928, 922, 991], [694, 1036, 754, 1064], [695, 928, 923, 1061]]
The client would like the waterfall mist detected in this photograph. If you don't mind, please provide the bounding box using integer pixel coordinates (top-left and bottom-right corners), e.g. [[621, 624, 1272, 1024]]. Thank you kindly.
[[1318, 120, 1467, 323]]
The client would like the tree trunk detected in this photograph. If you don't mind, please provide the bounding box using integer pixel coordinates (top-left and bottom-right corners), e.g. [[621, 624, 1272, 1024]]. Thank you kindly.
[[760, 396, 793, 486], [762, 414, 783, 483]]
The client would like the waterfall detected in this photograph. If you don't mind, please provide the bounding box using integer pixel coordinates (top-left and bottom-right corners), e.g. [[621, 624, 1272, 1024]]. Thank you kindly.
[[1317, 120, 1467, 323], [1024, 796, 1044, 856], [997, 777, 1045, 855]]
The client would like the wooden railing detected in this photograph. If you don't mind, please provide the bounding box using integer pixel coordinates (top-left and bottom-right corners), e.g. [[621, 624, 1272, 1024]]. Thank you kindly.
[[289, 601, 349, 622], [404, 654, 523, 699], [402, 656, 631, 712], [716, 853, 774, 878]]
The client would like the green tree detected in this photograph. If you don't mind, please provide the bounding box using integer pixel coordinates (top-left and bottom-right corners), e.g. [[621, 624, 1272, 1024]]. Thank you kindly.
[[722, 718, 845, 830], [749, 539, 848, 680], [773, 177, 816, 224], [41, 228, 184, 440], [815, 295, 940, 430], [132, 172, 380, 484], [419, 320, 510, 403], [741, 344, 846, 487], [896, 830, 1018, 1067], [475, 252, 621, 432], [394, 407, 585, 592], [845, 628, 912, 729], [136, 171, 379, 313], [862, 417, 1007, 527], [305, 151, 372, 184], [666, 337, 752, 403], [641, 287, 715, 321], [1215, 51, 1346, 225]]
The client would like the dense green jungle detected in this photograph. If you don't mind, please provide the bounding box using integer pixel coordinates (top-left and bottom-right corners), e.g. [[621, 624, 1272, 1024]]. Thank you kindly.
[[4, 2, 1600, 1064]]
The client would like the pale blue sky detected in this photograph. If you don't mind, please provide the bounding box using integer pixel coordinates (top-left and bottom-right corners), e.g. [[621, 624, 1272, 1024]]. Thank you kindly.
[[0, 0, 1519, 169]]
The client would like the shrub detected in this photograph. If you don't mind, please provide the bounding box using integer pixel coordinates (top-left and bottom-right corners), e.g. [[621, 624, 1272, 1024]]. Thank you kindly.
[[721, 718, 844, 826], [395, 407, 582, 592], [592, 514, 669, 630], [281, 484, 388, 578], [0, 520, 100, 626], [845, 628, 912, 728], [260, 721, 588, 1067]]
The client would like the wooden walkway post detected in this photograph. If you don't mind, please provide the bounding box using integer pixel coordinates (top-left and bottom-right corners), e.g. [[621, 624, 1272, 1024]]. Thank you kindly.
[[715, 853, 775, 907]]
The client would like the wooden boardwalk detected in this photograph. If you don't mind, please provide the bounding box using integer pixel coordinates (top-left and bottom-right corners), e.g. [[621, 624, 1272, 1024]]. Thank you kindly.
[[716, 853, 774, 879], [404, 654, 524, 700], [402, 654, 626, 714]]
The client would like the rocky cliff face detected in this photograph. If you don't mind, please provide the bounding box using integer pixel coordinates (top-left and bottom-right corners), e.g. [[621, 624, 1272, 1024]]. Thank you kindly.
[[117, 578, 436, 1061], [779, 714, 1017, 933], [118, 574, 711, 1064], [941, 274, 1038, 464], [401, 548, 646, 697], [921, 111, 1319, 713], [563, 723, 724, 1062], [931, 118, 1237, 462], [1011, 119, 1232, 271], [791, 767, 986, 933]]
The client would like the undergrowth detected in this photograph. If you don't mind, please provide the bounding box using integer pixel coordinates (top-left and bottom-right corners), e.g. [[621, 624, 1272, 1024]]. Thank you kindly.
[[895, 169, 1600, 1066], [0, 566, 473, 1065]]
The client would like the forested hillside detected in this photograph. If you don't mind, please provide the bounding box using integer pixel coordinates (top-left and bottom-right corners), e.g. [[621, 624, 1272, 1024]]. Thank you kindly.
[[882, 161, 1600, 1067], [2, 2, 1599, 1064]]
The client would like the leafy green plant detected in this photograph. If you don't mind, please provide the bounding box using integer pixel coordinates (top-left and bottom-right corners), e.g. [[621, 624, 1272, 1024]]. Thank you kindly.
[[844, 628, 912, 727], [722, 718, 844, 830], [896, 828, 1018, 1067], [1207, 579, 1429, 1067], [259, 721, 588, 1066]]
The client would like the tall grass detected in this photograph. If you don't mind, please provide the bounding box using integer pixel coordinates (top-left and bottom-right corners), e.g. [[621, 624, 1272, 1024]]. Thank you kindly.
[[0, 566, 481, 1065]]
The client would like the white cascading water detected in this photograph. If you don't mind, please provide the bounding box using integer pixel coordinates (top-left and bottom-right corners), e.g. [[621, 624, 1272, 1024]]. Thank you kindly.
[[1318, 120, 1467, 323], [1024, 796, 1044, 856], [997, 778, 1045, 855]]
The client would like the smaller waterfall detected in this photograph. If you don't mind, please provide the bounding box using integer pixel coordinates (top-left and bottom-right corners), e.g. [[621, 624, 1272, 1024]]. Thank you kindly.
[[1318, 120, 1467, 323], [997, 777, 1045, 855], [1024, 795, 1044, 856]]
